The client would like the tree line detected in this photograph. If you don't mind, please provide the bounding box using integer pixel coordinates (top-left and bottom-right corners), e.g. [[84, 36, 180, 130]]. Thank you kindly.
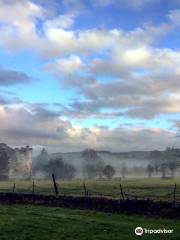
[[0, 146, 179, 180], [146, 147, 180, 179], [33, 148, 116, 180]]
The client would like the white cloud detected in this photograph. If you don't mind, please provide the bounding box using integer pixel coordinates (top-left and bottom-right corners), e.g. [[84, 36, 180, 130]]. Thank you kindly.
[[0, 0, 44, 23], [0, 0, 179, 152], [0, 102, 177, 152], [96, 47, 180, 74], [122, 47, 151, 66], [0, 103, 71, 145], [43, 14, 75, 30], [0, 0, 173, 58], [45, 55, 84, 74], [0, 0, 44, 50], [41, 22, 173, 57], [39, 28, 120, 57]]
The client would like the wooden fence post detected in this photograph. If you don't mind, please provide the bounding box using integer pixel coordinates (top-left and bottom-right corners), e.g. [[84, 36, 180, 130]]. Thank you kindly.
[[52, 173, 58, 197], [32, 180, 35, 193], [120, 183, 125, 200], [172, 183, 176, 207], [83, 182, 87, 196], [12, 182, 16, 193]]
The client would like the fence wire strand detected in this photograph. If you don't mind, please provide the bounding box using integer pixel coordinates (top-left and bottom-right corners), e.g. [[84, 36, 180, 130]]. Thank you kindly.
[[0, 181, 179, 203]]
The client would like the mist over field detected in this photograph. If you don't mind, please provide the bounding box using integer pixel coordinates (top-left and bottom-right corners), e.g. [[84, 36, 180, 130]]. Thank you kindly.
[[1, 142, 180, 181], [33, 147, 180, 179]]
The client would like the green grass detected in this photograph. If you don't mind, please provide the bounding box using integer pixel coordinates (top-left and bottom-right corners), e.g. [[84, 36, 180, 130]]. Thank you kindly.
[[0, 205, 179, 240], [0, 177, 180, 201]]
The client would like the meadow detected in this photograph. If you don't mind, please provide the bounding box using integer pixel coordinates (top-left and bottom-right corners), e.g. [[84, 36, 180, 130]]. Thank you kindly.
[[0, 205, 179, 240], [0, 177, 180, 202]]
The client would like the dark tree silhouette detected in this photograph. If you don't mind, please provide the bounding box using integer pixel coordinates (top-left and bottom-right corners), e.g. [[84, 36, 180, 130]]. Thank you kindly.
[[160, 163, 168, 179], [103, 165, 115, 179], [167, 160, 177, 178], [146, 164, 154, 178], [33, 148, 49, 174], [0, 149, 9, 180], [82, 149, 104, 179], [164, 147, 178, 178], [150, 150, 162, 174], [150, 147, 179, 178], [152, 159, 159, 175], [43, 157, 76, 180], [37, 148, 49, 163]]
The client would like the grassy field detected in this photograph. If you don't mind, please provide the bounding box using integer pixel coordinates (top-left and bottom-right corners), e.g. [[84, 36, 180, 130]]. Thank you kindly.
[[0, 205, 179, 240], [0, 177, 180, 201]]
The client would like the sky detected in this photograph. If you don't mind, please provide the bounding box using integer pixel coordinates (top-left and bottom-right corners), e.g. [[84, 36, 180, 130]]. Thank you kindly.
[[0, 0, 180, 153]]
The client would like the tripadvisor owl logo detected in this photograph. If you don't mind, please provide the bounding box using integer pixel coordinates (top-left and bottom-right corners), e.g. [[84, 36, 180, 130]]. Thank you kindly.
[[135, 227, 143, 236], [135, 226, 174, 236]]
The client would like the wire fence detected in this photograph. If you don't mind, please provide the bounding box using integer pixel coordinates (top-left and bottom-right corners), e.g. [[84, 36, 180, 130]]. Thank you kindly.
[[0, 179, 179, 204]]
